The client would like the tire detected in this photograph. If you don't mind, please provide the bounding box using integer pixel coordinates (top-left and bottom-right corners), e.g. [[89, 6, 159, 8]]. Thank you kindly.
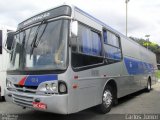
[[0, 96, 2, 102], [146, 79, 151, 92], [0, 96, 5, 102], [97, 85, 113, 114]]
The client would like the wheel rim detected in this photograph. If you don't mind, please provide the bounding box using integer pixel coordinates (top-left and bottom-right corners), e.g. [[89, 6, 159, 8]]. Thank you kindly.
[[148, 81, 151, 90], [103, 90, 112, 108]]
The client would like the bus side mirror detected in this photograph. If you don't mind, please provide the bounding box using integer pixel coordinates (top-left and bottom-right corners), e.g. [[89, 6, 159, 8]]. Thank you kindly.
[[3, 31, 15, 53], [71, 21, 78, 36]]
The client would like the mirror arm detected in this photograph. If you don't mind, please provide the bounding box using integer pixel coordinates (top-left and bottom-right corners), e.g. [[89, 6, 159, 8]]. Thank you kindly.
[[2, 42, 12, 53], [69, 35, 79, 47]]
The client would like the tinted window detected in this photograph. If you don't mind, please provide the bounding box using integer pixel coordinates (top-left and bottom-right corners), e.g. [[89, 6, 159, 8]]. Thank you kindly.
[[0, 30, 2, 54], [9, 20, 69, 70], [72, 24, 103, 68], [6, 32, 15, 50], [91, 31, 102, 56], [103, 30, 107, 43], [78, 24, 102, 56], [24, 20, 68, 69], [103, 30, 122, 63], [104, 45, 121, 60], [107, 31, 120, 47]]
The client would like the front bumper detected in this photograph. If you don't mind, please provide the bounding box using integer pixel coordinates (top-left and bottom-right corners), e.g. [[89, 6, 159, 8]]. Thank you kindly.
[[5, 89, 68, 114]]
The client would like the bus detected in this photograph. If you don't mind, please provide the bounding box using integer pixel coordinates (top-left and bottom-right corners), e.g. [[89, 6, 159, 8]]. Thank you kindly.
[[5, 5, 157, 114], [0, 25, 15, 101]]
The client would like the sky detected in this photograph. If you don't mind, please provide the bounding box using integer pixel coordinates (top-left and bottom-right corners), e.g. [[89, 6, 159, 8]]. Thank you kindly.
[[0, 0, 160, 45]]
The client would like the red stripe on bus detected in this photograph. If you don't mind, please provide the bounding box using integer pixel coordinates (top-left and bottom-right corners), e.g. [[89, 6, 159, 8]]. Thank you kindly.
[[18, 77, 27, 86]]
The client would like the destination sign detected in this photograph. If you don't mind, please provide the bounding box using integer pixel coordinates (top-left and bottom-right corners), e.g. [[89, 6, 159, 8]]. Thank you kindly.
[[18, 5, 71, 30]]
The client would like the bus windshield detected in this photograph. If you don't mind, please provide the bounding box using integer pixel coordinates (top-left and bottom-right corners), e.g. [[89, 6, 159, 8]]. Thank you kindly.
[[9, 19, 69, 71]]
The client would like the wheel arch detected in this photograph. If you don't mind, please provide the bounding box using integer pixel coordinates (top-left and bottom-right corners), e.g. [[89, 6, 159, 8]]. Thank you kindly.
[[148, 76, 152, 84], [148, 76, 151, 80]]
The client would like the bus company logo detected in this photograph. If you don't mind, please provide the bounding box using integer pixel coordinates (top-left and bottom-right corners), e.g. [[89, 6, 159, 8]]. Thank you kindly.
[[23, 12, 50, 26], [22, 87, 26, 92]]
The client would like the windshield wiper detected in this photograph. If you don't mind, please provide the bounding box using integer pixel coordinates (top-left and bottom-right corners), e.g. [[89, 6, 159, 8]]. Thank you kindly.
[[20, 31, 26, 68], [30, 20, 47, 57]]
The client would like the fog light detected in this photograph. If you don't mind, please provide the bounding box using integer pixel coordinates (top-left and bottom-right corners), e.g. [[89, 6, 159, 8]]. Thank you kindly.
[[59, 82, 67, 94]]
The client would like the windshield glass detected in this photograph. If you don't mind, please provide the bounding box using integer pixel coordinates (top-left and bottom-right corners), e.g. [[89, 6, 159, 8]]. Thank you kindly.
[[9, 19, 69, 70]]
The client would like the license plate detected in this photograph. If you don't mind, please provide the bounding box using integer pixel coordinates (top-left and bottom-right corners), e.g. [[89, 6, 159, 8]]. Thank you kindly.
[[32, 102, 47, 110]]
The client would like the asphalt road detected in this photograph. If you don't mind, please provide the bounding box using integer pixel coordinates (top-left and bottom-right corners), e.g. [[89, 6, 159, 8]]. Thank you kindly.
[[0, 83, 160, 120]]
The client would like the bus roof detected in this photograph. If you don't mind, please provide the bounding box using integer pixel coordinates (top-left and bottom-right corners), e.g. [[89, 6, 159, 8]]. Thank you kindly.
[[16, 4, 155, 55]]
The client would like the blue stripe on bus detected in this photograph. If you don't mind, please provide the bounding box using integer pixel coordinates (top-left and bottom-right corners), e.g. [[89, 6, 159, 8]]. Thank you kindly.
[[24, 75, 58, 86], [124, 57, 154, 75]]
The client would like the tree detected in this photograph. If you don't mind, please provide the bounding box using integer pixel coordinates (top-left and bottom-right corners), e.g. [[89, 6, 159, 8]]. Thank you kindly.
[[129, 36, 160, 63]]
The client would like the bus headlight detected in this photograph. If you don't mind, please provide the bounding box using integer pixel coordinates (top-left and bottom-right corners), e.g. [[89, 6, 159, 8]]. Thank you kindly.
[[51, 83, 57, 91], [45, 84, 50, 90], [37, 81, 58, 94], [37, 81, 67, 94], [45, 83, 57, 91], [6, 80, 13, 88]]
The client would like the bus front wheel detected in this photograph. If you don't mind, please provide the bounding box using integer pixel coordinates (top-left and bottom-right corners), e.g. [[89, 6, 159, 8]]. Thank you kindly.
[[0, 96, 5, 102], [98, 85, 113, 114]]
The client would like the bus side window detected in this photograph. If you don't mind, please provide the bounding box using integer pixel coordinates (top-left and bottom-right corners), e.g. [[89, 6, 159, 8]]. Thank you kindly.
[[78, 24, 102, 56], [103, 30, 122, 63], [71, 24, 103, 69], [103, 30, 107, 44], [0, 30, 2, 54], [91, 31, 102, 56]]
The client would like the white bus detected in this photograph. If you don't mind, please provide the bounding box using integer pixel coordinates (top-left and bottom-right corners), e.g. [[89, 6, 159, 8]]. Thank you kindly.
[[0, 25, 15, 101], [5, 5, 157, 114]]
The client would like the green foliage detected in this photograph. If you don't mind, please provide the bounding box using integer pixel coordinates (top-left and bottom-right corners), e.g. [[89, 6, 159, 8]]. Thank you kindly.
[[156, 70, 160, 79], [129, 36, 160, 54], [129, 36, 160, 64]]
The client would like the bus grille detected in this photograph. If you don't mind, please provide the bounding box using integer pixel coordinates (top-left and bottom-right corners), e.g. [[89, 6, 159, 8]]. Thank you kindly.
[[14, 85, 37, 94], [12, 94, 33, 107]]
